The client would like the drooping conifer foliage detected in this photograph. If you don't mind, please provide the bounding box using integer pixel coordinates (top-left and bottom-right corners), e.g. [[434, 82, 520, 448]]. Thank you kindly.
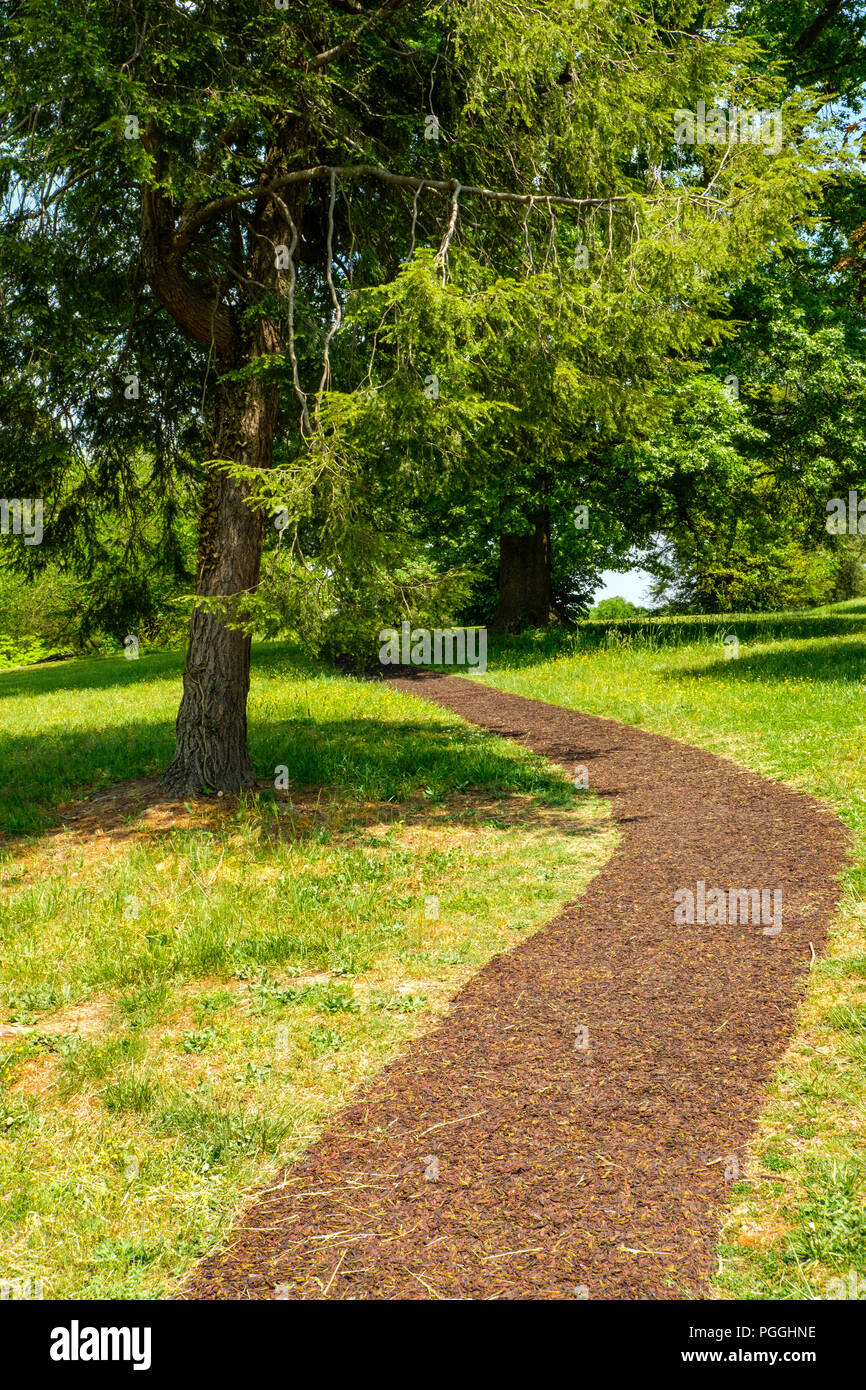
[[0, 1, 841, 788]]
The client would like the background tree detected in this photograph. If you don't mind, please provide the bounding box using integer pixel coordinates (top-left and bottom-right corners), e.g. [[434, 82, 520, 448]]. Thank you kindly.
[[638, 0, 866, 610]]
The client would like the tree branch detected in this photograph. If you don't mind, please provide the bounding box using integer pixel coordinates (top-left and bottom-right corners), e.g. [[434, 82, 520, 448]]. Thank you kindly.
[[139, 121, 238, 360], [140, 183, 238, 361], [173, 164, 721, 258], [793, 0, 849, 57], [310, 0, 415, 70]]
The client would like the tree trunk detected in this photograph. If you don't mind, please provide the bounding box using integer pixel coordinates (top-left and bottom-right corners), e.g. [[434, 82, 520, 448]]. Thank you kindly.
[[492, 507, 554, 631], [155, 167, 296, 797], [160, 372, 279, 795]]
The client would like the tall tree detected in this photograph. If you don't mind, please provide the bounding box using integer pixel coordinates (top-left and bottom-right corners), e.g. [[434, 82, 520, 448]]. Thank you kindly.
[[1, 0, 825, 788]]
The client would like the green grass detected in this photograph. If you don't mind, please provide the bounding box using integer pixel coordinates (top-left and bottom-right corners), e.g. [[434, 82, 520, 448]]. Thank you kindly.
[[5, 606, 865, 1302], [0, 645, 615, 1298], [504, 598, 866, 653], [0, 642, 593, 837], [473, 598, 866, 1301]]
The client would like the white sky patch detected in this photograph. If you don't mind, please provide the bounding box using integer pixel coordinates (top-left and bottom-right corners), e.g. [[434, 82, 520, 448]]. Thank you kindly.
[[591, 568, 654, 607]]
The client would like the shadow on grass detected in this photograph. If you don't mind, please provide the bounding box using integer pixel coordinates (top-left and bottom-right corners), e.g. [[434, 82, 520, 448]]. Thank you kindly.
[[0, 649, 184, 700], [0, 640, 323, 701], [482, 611, 866, 672], [675, 635, 866, 686], [0, 686, 578, 840]]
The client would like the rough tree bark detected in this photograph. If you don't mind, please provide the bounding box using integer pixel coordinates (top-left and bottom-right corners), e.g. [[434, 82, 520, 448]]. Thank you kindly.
[[492, 507, 555, 631], [141, 133, 297, 793], [160, 370, 280, 794]]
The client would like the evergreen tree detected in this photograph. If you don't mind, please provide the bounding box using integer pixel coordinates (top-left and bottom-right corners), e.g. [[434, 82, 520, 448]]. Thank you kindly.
[[1, 1, 827, 787]]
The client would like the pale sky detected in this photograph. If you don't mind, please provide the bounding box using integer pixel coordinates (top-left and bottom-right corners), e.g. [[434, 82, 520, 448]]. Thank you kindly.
[[591, 568, 655, 607]]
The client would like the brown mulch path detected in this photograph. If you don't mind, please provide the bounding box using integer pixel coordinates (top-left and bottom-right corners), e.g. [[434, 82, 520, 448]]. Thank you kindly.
[[185, 672, 848, 1301]]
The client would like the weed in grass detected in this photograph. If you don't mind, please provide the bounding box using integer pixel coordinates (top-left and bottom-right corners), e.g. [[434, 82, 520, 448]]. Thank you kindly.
[[316, 984, 359, 1014], [427, 947, 471, 966], [0, 1178, 33, 1228], [49, 1034, 85, 1063], [815, 956, 866, 979], [180, 1030, 217, 1055], [827, 1004, 866, 1034], [760, 1150, 793, 1173], [59, 1035, 147, 1095], [93, 1238, 160, 1271], [117, 984, 171, 1029], [794, 1164, 866, 1267], [0, 1103, 28, 1136], [330, 948, 374, 974], [249, 979, 314, 1012], [195, 991, 235, 1016], [369, 992, 427, 1013], [309, 1026, 343, 1055], [4, 983, 73, 1024], [240, 1062, 272, 1086], [155, 1099, 290, 1166]]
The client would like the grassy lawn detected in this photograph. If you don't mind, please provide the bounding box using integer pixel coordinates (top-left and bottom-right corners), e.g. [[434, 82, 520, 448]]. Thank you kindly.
[[0, 646, 615, 1298], [4, 605, 864, 1303], [476, 598, 866, 1301]]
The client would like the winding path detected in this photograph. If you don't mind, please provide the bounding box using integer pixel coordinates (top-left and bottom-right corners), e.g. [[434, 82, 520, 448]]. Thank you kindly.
[[187, 674, 848, 1300]]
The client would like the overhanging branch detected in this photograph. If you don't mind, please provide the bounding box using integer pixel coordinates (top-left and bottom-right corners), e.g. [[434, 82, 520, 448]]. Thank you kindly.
[[793, 0, 849, 57], [174, 164, 724, 257]]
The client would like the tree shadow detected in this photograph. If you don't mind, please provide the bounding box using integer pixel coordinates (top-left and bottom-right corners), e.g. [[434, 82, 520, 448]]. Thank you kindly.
[[0, 640, 317, 701], [0, 697, 582, 842], [6, 768, 606, 866], [676, 634, 866, 686], [0, 649, 183, 700], [480, 612, 866, 672]]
